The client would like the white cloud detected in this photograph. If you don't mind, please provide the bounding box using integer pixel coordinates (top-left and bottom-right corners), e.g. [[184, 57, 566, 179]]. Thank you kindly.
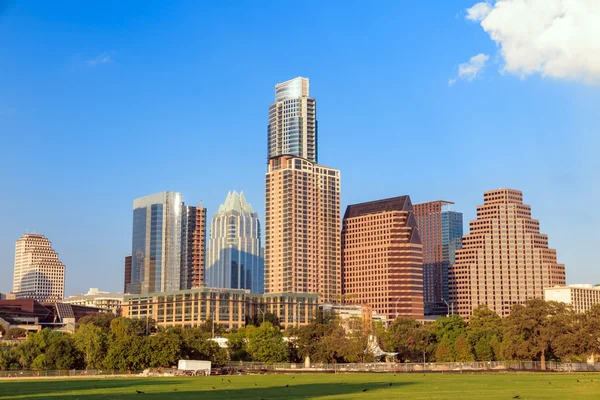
[[87, 52, 113, 67], [466, 2, 492, 22], [454, 53, 490, 83], [466, 0, 600, 84]]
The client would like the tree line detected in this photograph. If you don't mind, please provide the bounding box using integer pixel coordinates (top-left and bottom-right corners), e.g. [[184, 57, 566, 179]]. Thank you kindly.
[[1, 299, 599, 371]]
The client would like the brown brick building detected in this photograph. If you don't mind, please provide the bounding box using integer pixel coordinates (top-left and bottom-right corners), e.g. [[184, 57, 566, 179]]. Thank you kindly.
[[341, 196, 424, 320], [449, 188, 566, 318]]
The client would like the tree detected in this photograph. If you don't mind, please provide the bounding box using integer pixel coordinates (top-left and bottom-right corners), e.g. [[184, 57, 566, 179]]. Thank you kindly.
[[246, 322, 288, 363], [17, 329, 63, 369], [434, 336, 452, 362], [382, 317, 427, 362], [76, 313, 117, 332], [109, 317, 152, 341], [431, 315, 467, 345], [181, 328, 228, 366], [73, 323, 108, 369], [4, 328, 27, 340], [146, 329, 183, 368], [453, 335, 474, 362], [226, 327, 252, 362], [467, 305, 502, 361], [45, 335, 84, 370], [103, 336, 149, 372], [246, 312, 281, 328], [0, 347, 21, 370]]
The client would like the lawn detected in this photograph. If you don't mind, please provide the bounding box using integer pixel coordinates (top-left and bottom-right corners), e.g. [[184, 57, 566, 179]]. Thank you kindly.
[[0, 372, 598, 399]]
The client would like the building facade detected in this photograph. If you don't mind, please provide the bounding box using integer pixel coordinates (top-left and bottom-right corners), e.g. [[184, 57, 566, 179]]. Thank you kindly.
[[206, 191, 264, 294], [414, 201, 463, 316], [180, 202, 206, 290], [449, 189, 567, 318], [63, 288, 124, 314], [13, 234, 65, 302], [129, 191, 183, 294], [122, 288, 317, 330], [268, 77, 317, 163], [265, 156, 341, 303], [265, 77, 341, 304], [124, 255, 132, 293], [341, 196, 424, 320], [544, 284, 600, 314]]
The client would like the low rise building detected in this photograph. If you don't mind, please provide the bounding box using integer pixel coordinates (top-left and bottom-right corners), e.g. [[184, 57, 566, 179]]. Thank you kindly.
[[544, 284, 600, 313], [122, 288, 318, 330], [63, 288, 124, 314]]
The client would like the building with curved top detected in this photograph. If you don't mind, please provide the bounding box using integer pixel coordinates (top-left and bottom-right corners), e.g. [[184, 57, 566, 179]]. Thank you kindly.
[[205, 191, 264, 294]]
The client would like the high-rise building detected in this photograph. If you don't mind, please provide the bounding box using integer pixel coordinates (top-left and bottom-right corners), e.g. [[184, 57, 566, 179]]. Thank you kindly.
[[268, 77, 317, 163], [206, 191, 264, 294], [414, 201, 463, 316], [181, 203, 206, 290], [124, 255, 132, 293], [192, 204, 206, 288], [13, 234, 65, 302], [129, 191, 182, 294], [341, 196, 424, 320], [265, 77, 340, 303], [449, 189, 567, 318]]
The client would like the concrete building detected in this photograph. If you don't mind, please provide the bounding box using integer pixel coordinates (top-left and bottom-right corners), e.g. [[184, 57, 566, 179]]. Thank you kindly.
[[449, 189, 567, 318], [206, 191, 264, 293], [268, 77, 317, 163], [63, 288, 124, 314], [341, 196, 424, 320], [124, 255, 132, 293], [12, 234, 65, 302], [181, 202, 206, 290], [122, 288, 317, 330], [129, 191, 183, 294], [544, 285, 600, 314], [265, 78, 341, 304], [414, 201, 463, 316]]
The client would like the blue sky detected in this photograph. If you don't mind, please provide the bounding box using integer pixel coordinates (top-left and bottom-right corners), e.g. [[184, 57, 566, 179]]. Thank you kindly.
[[1, 1, 599, 295]]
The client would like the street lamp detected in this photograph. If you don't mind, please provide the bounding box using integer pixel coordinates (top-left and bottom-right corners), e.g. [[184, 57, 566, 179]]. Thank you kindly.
[[395, 297, 401, 318], [257, 308, 265, 324], [443, 299, 450, 318]]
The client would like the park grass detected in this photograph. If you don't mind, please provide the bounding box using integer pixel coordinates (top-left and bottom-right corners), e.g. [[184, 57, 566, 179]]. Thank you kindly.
[[0, 372, 599, 400]]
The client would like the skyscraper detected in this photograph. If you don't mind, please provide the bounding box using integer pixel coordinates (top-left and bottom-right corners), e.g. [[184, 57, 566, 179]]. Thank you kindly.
[[414, 201, 463, 316], [206, 191, 264, 293], [129, 191, 182, 294], [124, 254, 132, 293], [268, 77, 317, 163], [180, 202, 206, 290], [341, 197, 424, 320], [13, 233, 65, 302], [449, 188, 567, 318], [265, 77, 341, 303]]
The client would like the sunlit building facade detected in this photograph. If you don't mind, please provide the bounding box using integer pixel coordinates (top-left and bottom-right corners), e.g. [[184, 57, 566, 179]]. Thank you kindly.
[[449, 189, 567, 318]]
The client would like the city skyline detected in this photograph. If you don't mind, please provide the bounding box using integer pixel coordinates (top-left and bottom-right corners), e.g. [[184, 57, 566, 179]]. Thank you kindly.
[[1, 1, 598, 295]]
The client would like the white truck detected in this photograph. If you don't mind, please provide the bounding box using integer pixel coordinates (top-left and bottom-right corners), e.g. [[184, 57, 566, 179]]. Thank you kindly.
[[177, 360, 211, 376]]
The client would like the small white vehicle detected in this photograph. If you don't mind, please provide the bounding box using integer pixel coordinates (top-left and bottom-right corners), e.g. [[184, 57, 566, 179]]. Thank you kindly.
[[177, 360, 211, 376]]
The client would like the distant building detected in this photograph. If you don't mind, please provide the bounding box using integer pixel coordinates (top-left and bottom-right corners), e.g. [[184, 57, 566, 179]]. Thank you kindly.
[[124, 255, 132, 293], [122, 288, 317, 330], [341, 196, 424, 320], [264, 78, 341, 304], [63, 288, 124, 314], [414, 201, 463, 316], [206, 191, 264, 293], [0, 293, 16, 300], [129, 191, 183, 294], [181, 202, 206, 290], [13, 234, 65, 302], [544, 284, 600, 314], [449, 189, 567, 318]]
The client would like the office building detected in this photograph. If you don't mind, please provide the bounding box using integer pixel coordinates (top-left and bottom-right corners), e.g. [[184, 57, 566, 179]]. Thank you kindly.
[[12, 234, 65, 302], [268, 77, 317, 163], [206, 191, 264, 293], [544, 284, 600, 314], [414, 201, 463, 316], [341, 196, 424, 320], [129, 191, 182, 294], [181, 202, 206, 290], [265, 77, 341, 303], [124, 255, 132, 293], [63, 288, 124, 314], [449, 188, 567, 318], [122, 288, 317, 330]]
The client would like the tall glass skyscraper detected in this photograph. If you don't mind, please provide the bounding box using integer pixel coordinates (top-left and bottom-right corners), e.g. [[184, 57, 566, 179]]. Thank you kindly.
[[206, 191, 264, 294], [268, 77, 317, 163], [130, 191, 182, 294]]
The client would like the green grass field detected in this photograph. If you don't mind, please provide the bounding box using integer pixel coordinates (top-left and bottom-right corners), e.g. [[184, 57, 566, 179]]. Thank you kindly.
[[0, 373, 598, 400]]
